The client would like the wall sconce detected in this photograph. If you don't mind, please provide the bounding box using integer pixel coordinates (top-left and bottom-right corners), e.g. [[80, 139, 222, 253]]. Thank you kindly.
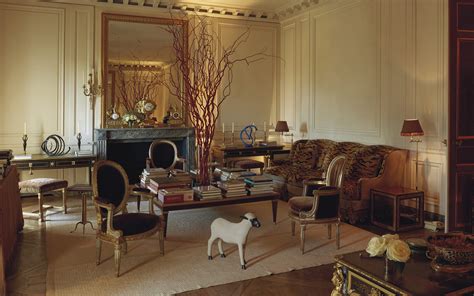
[[83, 70, 102, 110]]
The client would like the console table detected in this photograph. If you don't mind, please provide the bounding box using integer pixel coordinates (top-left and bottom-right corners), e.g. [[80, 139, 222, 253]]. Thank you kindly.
[[332, 251, 474, 295], [212, 145, 290, 168], [11, 154, 96, 183]]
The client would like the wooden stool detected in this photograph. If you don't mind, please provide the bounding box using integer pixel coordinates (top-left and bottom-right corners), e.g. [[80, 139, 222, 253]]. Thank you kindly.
[[67, 184, 94, 234], [19, 178, 68, 222], [235, 159, 265, 174]]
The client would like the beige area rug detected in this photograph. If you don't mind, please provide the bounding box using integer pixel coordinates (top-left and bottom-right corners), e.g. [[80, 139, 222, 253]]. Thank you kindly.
[[43, 198, 374, 295]]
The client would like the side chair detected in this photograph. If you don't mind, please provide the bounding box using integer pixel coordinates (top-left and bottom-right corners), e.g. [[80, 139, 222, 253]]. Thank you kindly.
[[92, 160, 164, 277], [288, 155, 346, 254]]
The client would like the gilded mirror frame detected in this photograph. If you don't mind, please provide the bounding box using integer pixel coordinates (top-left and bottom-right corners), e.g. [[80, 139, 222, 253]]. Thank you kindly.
[[101, 13, 188, 128]]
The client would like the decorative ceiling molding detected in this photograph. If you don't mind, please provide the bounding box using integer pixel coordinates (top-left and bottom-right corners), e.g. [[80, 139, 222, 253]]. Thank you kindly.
[[275, 0, 319, 19], [95, 0, 280, 22]]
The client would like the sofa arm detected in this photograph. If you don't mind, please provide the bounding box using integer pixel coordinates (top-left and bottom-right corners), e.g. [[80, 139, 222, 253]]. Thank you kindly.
[[359, 149, 408, 200]]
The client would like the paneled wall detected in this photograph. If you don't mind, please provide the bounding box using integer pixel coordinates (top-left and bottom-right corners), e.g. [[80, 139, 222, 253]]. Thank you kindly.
[[280, 0, 448, 215], [0, 0, 279, 183], [0, 1, 93, 183]]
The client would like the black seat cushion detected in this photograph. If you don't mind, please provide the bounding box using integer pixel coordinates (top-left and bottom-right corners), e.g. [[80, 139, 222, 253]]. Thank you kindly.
[[102, 213, 160, 237]]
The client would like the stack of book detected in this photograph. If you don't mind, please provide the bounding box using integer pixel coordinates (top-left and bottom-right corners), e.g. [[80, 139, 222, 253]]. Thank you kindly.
[[148, 175, 192, 194], [0, 150, 13, 180], [217, 168, 256, 181], [217, 180, 247, 198], [157, 188, 194, 204], [140, 168, 169, 187], [244, 175, 274, 195], [193, 185, 222, 200]]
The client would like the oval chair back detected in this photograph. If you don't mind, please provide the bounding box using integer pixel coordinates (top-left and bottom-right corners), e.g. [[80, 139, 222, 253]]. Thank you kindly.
[[325, 155, 346, 188], [313, 186, 340, 220], [148, 140, 178, 170], [92, 160, 129, 217]]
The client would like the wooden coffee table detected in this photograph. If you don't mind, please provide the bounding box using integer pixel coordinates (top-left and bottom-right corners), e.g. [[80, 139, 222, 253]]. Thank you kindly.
[[154, 192, 279, 237]]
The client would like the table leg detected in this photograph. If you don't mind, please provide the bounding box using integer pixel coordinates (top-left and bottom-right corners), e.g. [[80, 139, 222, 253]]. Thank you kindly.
[[271, 199, 278, 224], [163, 211, 169, 238]]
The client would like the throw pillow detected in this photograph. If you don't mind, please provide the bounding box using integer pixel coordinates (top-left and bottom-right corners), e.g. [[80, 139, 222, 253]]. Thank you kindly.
[[292, 145, 313, 169], [346, 153, 382, 181]]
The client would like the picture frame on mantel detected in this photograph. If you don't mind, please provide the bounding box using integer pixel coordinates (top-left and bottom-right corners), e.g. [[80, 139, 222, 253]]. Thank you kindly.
[[101, 13, 188, 128]]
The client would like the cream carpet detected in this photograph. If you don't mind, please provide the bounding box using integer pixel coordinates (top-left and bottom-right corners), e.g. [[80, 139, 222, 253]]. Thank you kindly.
[[43, 198, 373, 296]]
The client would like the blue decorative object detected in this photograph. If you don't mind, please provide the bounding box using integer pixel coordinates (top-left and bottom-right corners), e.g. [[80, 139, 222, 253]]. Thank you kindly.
[[240, 125, 258, 147]]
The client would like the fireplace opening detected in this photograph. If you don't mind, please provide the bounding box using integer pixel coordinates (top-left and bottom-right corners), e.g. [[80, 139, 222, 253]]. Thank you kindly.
[[107, 139, 185, 184]]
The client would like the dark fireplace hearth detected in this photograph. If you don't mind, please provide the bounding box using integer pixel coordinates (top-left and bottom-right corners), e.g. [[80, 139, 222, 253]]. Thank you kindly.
[[95, 128, 195, 184]]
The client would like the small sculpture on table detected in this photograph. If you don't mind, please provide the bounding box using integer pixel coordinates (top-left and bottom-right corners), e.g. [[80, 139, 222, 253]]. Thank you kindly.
[[240, 124, 258, 147]]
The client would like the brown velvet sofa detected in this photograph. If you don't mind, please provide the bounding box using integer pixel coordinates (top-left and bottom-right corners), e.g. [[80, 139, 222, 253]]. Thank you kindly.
[[264, 139, 407, 224]]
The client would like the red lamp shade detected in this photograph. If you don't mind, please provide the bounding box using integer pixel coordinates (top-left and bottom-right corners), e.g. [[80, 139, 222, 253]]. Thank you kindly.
[[275, 121, 289, 133], [400, 119, 424, 136]]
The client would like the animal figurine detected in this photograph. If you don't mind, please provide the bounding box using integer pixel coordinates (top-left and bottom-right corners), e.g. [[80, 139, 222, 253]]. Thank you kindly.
[[207, 213, 261, 270]]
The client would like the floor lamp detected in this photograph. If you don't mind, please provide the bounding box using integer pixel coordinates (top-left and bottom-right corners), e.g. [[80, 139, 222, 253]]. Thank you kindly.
[[401, 119, 424, 190]]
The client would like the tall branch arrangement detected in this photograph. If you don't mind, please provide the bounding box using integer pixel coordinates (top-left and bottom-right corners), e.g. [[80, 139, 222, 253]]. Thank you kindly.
[[115, 63, 162, 112], [163, 13, 265, 185]]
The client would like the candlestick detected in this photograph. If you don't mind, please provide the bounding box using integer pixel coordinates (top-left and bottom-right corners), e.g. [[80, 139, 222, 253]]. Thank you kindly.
[[232, 122, 235, 133], [22, 134, 28, 155], [77, 120, 80, 135], [222, 122, 225, 133], [23, 122, 27, 135], [76, 132, 82, 151]]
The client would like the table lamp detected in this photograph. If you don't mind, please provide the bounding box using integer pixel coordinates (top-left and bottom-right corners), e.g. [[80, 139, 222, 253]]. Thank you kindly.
[[275, 120, 290, 144], [400, 119, 424, 190]]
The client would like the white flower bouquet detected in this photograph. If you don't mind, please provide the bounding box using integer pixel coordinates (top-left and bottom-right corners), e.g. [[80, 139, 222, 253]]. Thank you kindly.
[[366, 234, 411, 263]]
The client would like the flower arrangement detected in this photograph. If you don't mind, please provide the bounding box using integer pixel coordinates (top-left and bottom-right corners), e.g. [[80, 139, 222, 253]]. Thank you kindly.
[[366, 234, 411, 263]]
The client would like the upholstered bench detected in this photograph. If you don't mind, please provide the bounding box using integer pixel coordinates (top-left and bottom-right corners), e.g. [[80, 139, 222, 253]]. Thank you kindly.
[[19, 178, 68, 222], [235, 159, 264, 174]]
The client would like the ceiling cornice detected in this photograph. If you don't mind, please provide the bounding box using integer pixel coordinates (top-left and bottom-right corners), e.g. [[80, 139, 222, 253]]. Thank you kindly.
[[275, 0, 319, 19], [95, 0, 280, 22]]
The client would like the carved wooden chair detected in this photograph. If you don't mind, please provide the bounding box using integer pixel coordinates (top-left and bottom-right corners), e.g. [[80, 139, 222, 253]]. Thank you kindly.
[[92, 160, 164, 277], [288, 155, 346, 254], [134, 140, 187, 211], [147, 139, 186, 171]]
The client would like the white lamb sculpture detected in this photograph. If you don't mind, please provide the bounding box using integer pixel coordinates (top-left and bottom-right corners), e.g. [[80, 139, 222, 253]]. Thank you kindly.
[[207, 212, 261, 270]]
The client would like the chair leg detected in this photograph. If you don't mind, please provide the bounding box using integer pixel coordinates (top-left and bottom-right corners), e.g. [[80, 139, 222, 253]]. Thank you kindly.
[[137, 195, 141, 212], [62, 188, 67, 214], [327, 224, 332, 239], [159, 230, 164, 256], [291, 220, 295, 236], [300, 224, 306, 254], [336, 223, 340, 249], [114, 244, 122, 277], [38, 193, 44, 222], [96, 239, 102, 265]]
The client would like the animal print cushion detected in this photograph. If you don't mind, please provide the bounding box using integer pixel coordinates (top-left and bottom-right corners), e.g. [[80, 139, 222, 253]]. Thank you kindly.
[[345, 152, 382, 181], [292, 145, 314, 169]]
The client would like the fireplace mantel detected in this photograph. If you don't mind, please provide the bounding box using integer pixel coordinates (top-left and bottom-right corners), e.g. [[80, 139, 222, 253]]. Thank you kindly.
[[95, 127, 195, 183]]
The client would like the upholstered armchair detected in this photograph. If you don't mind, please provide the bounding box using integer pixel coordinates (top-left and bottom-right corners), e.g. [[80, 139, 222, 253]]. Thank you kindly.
[[92, 160, 164, 277], [288, 156, 346, 254]]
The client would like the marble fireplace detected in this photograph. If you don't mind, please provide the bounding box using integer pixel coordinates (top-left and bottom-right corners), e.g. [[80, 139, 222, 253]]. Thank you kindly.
[[95, 127, 195, 184]]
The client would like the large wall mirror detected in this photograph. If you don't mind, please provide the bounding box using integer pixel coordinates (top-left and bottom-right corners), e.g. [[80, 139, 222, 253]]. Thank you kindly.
[[102, 13, 187, 128]]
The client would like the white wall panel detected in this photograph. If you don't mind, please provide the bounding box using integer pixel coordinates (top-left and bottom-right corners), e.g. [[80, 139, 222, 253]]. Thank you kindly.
[[279, 0, 448, 215]]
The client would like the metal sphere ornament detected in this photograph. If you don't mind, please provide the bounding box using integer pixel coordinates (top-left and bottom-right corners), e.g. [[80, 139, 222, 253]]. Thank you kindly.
[[240, 124, 258, 147]]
